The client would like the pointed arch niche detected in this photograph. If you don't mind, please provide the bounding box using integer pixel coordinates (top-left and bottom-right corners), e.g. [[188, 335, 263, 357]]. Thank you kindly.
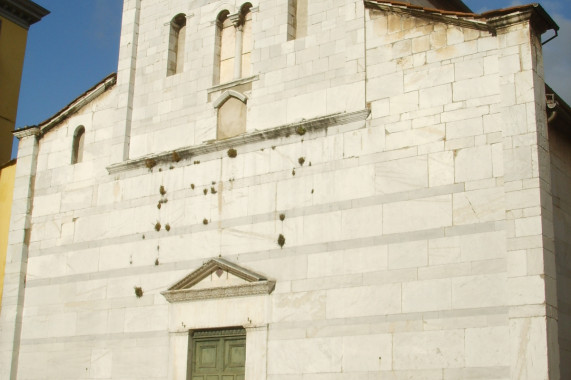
[[214, 90, 248, 139], [167, 13, 187, 76], [162, 257, 273, 380]]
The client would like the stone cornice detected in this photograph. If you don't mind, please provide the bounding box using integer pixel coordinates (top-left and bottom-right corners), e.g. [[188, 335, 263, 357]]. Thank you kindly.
[[487, 7, 558, 36], [0, 0, 49, 29], [364, 1, 491, 32], [207, 75, 259, 94], [364, 1, 558, 35], [168, 257, 268, 290], [161, 281, 276, 303], [13, 126, 39, 139], [161, 257, 276, 303], [106, 108, 371, 174]]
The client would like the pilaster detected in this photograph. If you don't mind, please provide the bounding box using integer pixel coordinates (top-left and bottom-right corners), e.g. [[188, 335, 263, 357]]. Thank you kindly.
[[111, 0, 142, 163], [498, 20, 560, 380], [0, 127, 39, 380]]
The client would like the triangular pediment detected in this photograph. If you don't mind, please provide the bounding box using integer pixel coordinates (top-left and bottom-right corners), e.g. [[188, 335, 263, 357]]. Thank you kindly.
[[161, 257, 275, 303]]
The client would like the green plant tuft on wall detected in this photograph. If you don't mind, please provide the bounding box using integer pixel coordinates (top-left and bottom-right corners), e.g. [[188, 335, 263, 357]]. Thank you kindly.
[[278, 234, 286, 248], [160, 185, 166, 196], [279, 213, 285, 221], [145, 159, 157, 170], [296, 126, 306, 136], [298, 157, 305, 166], [203, 218, 209, 225], [134, 286, 143, 298], [227, 148, 237, 158], [155, 222, 161, 231], [165, 224, 171, 232], [172, 151, 181, 162]]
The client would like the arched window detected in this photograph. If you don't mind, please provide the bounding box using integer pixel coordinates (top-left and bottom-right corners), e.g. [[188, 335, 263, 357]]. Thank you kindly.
[[214, 10, 234, 85], [167, 14, 187, 76], [71, 126, 85, 164], [288, 0, 307, 40], [214, 4, 252, 85]]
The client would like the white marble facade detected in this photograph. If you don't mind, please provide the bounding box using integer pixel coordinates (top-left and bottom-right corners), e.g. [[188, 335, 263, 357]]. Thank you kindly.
[[0, 0, 568, 379]]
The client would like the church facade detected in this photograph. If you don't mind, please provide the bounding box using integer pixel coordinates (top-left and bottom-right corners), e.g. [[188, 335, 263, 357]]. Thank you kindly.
[[1, 0, 571, 379]]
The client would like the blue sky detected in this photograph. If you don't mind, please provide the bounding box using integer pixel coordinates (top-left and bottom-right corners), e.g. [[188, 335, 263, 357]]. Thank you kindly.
[[12, 0, 123, 157], [11, 0, 571, 157]]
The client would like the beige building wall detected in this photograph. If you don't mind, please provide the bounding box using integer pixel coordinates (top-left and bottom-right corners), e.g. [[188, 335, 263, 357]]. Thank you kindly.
[[0, 1, 567, 379]]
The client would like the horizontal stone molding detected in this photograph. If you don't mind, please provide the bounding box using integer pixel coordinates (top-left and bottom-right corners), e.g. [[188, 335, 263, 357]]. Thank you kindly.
[[26, 219, 502, 288], [161, 280, 276, 303], [106, 108, 371, 174], [207, 74, 259, 94]]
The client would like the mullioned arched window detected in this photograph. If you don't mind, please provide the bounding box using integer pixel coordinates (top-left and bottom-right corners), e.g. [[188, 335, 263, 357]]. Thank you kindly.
[[214, 4, 252, 85]]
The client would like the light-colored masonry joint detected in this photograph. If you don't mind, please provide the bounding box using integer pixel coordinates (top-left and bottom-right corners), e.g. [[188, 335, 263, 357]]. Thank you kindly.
[[106, 108, 371, 174]]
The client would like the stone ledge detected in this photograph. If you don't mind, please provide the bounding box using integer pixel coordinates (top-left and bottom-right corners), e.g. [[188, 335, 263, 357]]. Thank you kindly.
[[161, 281, 276, 303], [207, 75, 259, 94], [106, 108, 370, 174]]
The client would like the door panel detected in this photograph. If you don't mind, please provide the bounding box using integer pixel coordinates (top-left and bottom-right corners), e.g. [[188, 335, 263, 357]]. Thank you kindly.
[[196, 343, 218, 370], [190, 330, 246, 380], [225, 338, 246, 370]]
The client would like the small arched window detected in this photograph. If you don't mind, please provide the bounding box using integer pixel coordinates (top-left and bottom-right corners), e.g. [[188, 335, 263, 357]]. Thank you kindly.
[[167, 14, 187, 76], [215, 10, 234, 85], [71, 126, 85, 164]]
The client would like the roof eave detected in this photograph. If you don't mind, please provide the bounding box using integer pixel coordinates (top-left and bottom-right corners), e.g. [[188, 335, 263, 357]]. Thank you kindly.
[[32, 73, 117, 138], [364, 1, 491, 32], [0, 0, 49, 29], [364, 1, 559, 36], [485, 5, 559, 35]]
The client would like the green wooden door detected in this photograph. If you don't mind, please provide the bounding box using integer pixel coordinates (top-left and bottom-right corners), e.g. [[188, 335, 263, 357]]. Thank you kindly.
[[190, 329, 246, 380]]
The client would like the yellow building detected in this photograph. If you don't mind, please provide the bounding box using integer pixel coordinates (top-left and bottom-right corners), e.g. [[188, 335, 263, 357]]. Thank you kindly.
[[0, 161, 16, 308], [0, 0, 48, 310], [0, 0, 49, 164]]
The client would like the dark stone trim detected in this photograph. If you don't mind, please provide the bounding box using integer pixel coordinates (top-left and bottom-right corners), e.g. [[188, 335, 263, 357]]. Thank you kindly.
[[0, 0, 49, 29]]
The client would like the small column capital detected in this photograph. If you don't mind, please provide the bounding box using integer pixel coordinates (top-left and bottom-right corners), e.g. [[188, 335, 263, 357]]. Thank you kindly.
[[13, 126, 40, 140], [228, 12, 244, 28]]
